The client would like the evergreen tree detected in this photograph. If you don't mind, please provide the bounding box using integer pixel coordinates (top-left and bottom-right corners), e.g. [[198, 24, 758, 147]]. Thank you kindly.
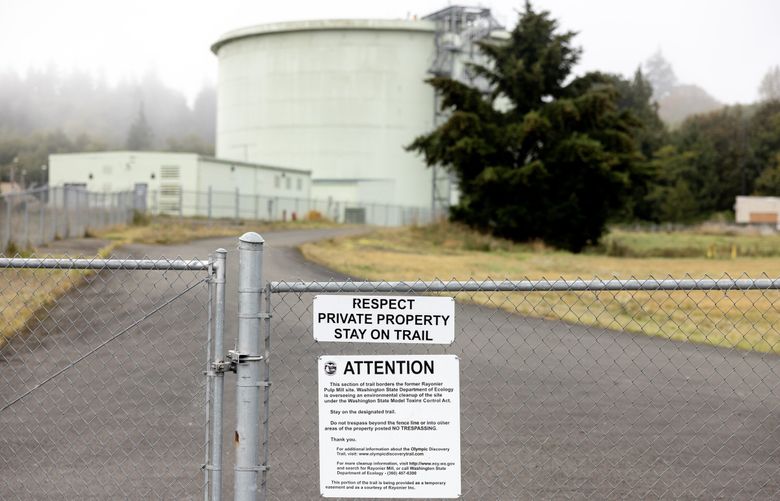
[[644, 50, 677, 100], [759, 65, 780, 102], [408, 2, 642, 252], [125, 103, 153, 150], [608, 69, 667, 220]]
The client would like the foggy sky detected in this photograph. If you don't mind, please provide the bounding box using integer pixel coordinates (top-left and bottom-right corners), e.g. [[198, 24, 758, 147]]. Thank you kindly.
[[0, 0, 777, 105]]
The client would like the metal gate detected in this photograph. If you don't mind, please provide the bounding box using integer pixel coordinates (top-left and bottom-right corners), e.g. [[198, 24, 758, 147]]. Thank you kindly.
[[0, 254, 218, 499]]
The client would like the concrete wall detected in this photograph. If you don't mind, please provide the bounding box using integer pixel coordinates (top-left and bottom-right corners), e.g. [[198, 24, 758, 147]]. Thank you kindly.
[[213, 20, 437, 209]]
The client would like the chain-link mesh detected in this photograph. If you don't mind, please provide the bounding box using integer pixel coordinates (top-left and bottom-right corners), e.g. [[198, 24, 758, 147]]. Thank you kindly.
[[149, 188, 444, 226], [1, 187, 135, 251], [268, 277, 780, 499], [0, 255, 212, 499]]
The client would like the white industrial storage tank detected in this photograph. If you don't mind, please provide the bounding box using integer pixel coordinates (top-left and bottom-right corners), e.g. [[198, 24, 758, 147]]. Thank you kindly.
[[211, 19, 438, 218]]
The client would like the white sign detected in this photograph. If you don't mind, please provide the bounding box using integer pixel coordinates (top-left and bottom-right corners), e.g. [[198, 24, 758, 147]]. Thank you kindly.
[[318, 355, 461, 498], [313, 295, 455, 344]]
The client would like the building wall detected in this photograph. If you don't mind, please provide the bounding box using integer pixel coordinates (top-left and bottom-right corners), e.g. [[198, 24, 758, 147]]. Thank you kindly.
[[49, 151, 199, 194], [213, 20, 437, 209], [196, 157, 310, 198], [49, 151, 311, 218], [196, 157, 311, 219], [735, 196, 780, 226]]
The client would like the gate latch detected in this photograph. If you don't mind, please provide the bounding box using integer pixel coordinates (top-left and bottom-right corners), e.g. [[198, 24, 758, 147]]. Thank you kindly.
[[212, 350, 264, 374]]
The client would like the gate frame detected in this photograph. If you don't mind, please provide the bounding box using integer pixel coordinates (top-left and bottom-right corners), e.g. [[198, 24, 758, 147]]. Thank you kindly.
[[0, 254, 220, 500]]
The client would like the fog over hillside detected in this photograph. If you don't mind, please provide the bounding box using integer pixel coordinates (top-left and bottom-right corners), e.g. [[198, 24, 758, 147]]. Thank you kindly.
[[0, 67, 215, 152]]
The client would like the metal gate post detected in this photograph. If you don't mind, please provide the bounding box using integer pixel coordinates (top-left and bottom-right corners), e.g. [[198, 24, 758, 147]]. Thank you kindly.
[[210, 248, 227, 500], [259, 284, 272, 500], [234, 232, 265, 501]]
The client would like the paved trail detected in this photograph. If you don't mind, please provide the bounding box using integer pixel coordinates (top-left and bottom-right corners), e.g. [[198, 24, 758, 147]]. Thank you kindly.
[[1, 228, 778, 499]]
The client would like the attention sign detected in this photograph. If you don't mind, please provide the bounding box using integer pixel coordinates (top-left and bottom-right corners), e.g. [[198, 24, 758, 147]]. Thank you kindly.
[[318, 355, 461, 498], [313, 295, 455, 344]]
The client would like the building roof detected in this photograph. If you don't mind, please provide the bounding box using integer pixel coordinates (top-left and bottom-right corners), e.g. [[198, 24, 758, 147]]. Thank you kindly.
[[211, 18, 436, 54], [49, 151, 310, 176], [198, 155, 310, 175]]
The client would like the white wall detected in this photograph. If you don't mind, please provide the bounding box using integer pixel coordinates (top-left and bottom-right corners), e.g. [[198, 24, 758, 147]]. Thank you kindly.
[[49, 151, 312, 219], [214, 20, 437, 209], [49, 151, 198, 194], [196, 157, 311, 218], [196, 158, 310, 198], [735, 196, 780, 226]]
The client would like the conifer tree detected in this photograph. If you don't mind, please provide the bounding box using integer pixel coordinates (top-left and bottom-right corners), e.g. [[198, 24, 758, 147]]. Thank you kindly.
[[126, 103, 153, 150], [409, 2, 642, 252]]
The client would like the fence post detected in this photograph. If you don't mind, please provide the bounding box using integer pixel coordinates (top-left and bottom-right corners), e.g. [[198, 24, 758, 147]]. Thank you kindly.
[[235, 188, 240, 223], [234, 232, 265, 501], [23, 198, 29, 249], [179, 189, 184, 220], [208, 187, 213, 221], [3, 194, 10, 252], [76, 190, 82, 236], [39, 191, 45, 246], [210, 248, 227, 501], [51, 188, 57, 240]]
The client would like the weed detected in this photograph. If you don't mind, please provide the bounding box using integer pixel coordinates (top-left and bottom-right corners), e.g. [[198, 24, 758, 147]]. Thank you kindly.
[[132, 210, 151, 226], [4, 241, 34, 257]]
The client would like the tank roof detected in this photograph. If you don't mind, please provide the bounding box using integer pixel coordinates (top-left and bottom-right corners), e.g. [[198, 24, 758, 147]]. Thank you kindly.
[[211, 18, 436, 54]]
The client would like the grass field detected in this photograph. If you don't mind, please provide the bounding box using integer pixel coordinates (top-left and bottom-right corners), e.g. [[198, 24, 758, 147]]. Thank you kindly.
[[0, 217, 340, 348], [301, 223, 780, 354], [599, 227, 780, 258]]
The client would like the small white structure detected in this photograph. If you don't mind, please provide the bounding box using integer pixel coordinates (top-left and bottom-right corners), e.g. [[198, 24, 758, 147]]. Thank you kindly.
[[49, 151, 311, 219], [735, 196, 780, 228]]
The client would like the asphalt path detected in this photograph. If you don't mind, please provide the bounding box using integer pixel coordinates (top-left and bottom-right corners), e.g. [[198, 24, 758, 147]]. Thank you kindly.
[[1, 227, 778, 500]]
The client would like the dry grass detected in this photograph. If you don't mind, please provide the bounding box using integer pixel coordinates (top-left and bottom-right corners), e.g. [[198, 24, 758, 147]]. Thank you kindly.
[[0, 240, 121, 349], [95, 216, 341, 246], [301, 224, 780, 354]]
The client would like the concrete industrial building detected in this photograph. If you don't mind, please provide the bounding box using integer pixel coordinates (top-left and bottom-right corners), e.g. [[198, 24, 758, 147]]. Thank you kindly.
[[211, 7, 506, 221], [49, 151, 311, 218]]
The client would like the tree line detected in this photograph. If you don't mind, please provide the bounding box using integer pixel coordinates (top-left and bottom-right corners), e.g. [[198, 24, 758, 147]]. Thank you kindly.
[[410, 2, 780, 251], [0, 68, 215, 186]]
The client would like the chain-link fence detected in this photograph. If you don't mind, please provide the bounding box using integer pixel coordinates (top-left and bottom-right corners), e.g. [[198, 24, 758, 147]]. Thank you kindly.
[[1, 186, 136, 251], [268, 277, 780, 499], [3, 233, 779, 500], [148, 188, 443, 227], [0, 254, 215, 499]]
